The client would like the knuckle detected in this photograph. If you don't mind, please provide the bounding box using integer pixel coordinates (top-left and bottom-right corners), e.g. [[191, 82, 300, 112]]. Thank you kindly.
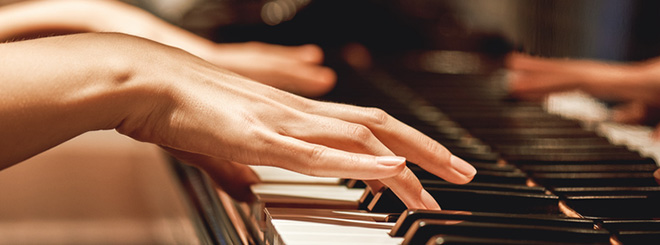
[[422, 139, 452, 166], [298, 145, 328, 176], [423, 139, 442, 156], [362, 107, 390, 127], [349, 154, 363, 166], [308, 145, 328, 165], [349, 124, 373, 142]]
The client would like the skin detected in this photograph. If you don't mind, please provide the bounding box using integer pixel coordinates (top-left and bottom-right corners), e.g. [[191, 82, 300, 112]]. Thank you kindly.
[[0, 0, 336, 97], [507, 52, 660, 138], [0, 33, 476, 209]]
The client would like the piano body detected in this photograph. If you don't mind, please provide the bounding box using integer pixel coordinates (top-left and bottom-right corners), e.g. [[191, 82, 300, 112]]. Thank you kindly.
[[3, 0, 660, 244]]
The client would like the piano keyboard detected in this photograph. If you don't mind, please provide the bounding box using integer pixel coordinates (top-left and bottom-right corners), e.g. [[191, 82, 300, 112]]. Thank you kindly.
[[213, 51, 660, 245]]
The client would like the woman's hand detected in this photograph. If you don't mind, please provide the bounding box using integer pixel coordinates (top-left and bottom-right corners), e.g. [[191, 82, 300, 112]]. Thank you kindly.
[[507, 53, 660, 137], [0, 33, 475, 209], [0, 0, 335, 97]]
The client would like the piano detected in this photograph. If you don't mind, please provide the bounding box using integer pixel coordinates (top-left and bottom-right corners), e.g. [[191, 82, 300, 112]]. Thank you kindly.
[[2, 0, 660, 244], [187, 1, 660, 244]]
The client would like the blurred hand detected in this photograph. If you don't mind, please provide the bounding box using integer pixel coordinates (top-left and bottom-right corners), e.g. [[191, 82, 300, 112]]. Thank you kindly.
[[203, 42, 336, 97], [507, 53, 660, 137], [0, 0, 336, 97]]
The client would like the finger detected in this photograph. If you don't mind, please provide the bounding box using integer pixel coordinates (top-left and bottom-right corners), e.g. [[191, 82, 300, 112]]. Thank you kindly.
[[380, 168, 441, 210], [653, 123, 660, 141], [305, 103, 476, 184], [274, 113, 395, 156], [262, 63, 336, 97], [654, 168, 660, 184], [611, 101, 647, 124], [162, 147, 261, 203], [508, 71, 583, 96], [247, 131, 407, 179], [507, 53, 593, 74], [291, 44, 325, 64], [255, 43, 324, 64], [363, 179, 384, 193], [228, 42, 325, 64], [274, 114, 440, 209], [506, 53, 570, 72]]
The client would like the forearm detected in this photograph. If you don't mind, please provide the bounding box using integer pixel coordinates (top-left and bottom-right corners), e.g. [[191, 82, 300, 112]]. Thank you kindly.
[[0, 0, 105, 40], [0, 33, 149, 168], [0, 0, 216, 58]]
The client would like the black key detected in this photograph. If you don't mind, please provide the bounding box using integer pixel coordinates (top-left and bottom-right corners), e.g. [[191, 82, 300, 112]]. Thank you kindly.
[[368, 187, 559, 214], [401, 219, 610, 245], [564, 195, 660, 219], [520, 164, 658, 173], [552, 186, 660, 196], [409, 165, 528, 185], [419, 180, 546, 195], [390, 209, 597, 237], [423, 234, 570, 245], [600, 220, 660, 243], [601, 219, 660, 231], [469, 128, 600, 139], [531, 172, 657, 187], [614, 231, 660, 244], [505, 153, 653, 164]]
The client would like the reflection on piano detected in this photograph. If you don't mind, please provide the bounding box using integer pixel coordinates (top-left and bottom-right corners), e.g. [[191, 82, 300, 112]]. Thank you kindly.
[[173, 1, 660, 244]]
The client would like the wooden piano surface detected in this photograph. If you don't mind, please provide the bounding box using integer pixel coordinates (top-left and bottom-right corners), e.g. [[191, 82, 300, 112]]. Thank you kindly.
[[0, 130, 204, 244]]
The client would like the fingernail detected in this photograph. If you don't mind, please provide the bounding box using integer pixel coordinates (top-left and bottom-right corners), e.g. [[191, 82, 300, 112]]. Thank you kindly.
[[451, 155, 477, 178], [376, 156, 406, 167]]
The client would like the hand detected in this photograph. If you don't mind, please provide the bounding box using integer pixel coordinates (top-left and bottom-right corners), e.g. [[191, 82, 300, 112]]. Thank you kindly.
[[203, 42, 336, 97], [112, 34, 476, 209], [0, 0, 336, 97], [1, 33, 476, 209], [507, 53, 660, 136]]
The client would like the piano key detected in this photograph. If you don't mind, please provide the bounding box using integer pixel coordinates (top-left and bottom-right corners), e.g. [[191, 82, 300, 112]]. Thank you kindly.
[[424, 234, 570, 245], [409, 164, 529, 185], [563, 195, 660, 219], [268, 219, 401, 245], [506, 153, 655, 164], [614, 231, 660, 244], [487, 137, 615, 149], [368, 187, 560, 214], [531, 172, 658, 187], [419, 180, 547, 194], [601, 219, 660, 231], [390, 209, 597, 237], [468, 128, 600, 139], [552, 186, 660, 196], [251, 183, 364, 209], [497, 145, 633, 155], [520, 163, 658, 173], [250, 166, 342, 185], [265, 208, 403, 245], [400, 219, 611, 245]]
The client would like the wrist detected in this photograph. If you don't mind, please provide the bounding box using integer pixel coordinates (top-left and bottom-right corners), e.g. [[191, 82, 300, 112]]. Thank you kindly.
[[0, 33, 163, 166]]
